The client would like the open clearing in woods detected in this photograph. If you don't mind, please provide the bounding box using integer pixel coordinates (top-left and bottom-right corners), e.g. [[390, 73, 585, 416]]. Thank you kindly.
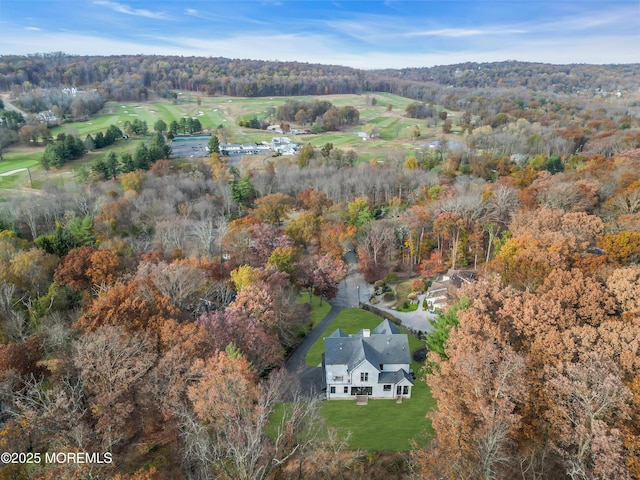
[[1, 92, 459, 190]]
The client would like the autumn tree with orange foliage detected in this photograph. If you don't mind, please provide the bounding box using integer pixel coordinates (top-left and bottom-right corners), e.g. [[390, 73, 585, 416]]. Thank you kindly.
[[600, 231, 640, 263], [296, 188, 333, 214], [75, 279, 178, 338], [546, 353, 632, 480], [250, 192, 294, 225], [184, 344, 320, 480], [418, 267, 640, 479]]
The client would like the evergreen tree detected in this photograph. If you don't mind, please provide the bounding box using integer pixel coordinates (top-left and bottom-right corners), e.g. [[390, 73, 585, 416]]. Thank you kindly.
[[84, 134, 96, 151], [231, 175, 256, 206], [92, 158, 110, 181], [154, 119, 167, 133], [35, 225, 75, 257], [425, 296, 470, 360], [544, 154, 564, 174], [94, 131, 105, 149], [208, 135, 220, 155], [74, 136, 87, 158], [108, 124, 123, 139], [134, 143, 151, 170], [120, 153, 136, 173], [106, 151, 120, 180], [103, 128, 116, 146], [169, 120, 179, 137], [67, 216, 94, 246]]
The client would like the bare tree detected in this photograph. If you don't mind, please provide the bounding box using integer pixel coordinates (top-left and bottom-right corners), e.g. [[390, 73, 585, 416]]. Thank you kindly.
[[10, 374, 93, 451], [547, 353, 632, 480], [137, 261, 207, 312], [154, 217, 188, 252], [484, 183, 519, 227], [73, 325, 157, 451], [192, 218, 216, 255], [185, 355, 322, 480], [215, 215, 230, 273], [358, 220, 396, 267]]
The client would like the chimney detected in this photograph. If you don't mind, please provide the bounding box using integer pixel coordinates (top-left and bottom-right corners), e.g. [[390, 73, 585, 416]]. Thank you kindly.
[[363, 329, 370, 337]]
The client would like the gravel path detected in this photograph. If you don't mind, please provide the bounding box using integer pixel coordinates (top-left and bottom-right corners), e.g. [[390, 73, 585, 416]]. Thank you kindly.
[[0, 168, 28, 176]]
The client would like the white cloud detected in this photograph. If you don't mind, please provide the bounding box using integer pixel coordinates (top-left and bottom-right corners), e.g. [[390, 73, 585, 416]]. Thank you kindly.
[[25, 26, 41, 31], [185, 8, 199, 16], [93, 1, 169, 20], [1, 19, 637, 69], [406, 28, 528, 38]]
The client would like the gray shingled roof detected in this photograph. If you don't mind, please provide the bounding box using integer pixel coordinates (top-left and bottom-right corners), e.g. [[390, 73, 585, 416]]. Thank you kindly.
[[324, 320, 411, 371], [327, 328, 347, 338], [378, 369, 413, 385], [373, 319, 402, 335]]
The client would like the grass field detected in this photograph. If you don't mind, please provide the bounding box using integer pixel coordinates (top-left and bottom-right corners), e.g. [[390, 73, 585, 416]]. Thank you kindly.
[[392, 279, 416, 309], [1, 91, 460, 191], [303, 293, 332, 330], [0, 148, 44, 189], [303, 307, 434, 451]]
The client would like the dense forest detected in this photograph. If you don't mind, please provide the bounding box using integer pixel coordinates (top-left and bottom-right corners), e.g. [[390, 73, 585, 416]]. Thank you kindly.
[[0, 54, 639, 479], [1, 54, 638, 101]]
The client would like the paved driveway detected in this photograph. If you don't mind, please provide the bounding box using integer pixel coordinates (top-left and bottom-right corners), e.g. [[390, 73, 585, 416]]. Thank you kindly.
[[284, 251, 365, 397], [367, 295, 436, 333], [284, 304, 340, 397], [284, 250, 435, 397]]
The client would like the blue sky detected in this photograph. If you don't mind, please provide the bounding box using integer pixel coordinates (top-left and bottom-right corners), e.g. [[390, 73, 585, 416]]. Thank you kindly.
[[0, 1, 638, 68]]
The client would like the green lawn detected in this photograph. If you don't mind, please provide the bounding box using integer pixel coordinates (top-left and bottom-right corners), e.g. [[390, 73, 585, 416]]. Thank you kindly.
[[52, 101, 186, 137], [0, 150, 43, 173], [318, 384, 434, 451], [306, 308, 382, 367], [0, 137, 148, 193], [0, 149, 44, 189], [303, 292, 332, 329], [304, 307, 434, 450], [392, 279, 416, 309]]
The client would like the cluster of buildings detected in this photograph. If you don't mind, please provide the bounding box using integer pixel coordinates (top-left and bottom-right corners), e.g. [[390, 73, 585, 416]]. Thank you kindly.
[[266, 125, 311, 135], [219, 137, 299, 157], [61, 87, 79, 96]]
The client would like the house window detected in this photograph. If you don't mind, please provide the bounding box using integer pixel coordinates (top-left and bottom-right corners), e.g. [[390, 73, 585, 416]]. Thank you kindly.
[[330, 386, 335, 394], [360, 372, 369, 382], [352, 386, 372, 395], [383, 385, 391, 391], [403, 386, 409, 395], [344, 386, 349, 393]]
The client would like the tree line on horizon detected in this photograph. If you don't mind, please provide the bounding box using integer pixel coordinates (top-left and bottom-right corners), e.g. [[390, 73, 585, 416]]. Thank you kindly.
[[1, 54, 638, 103]]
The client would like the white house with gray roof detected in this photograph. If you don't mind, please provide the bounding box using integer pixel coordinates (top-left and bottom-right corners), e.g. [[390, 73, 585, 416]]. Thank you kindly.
[[322, 319, 414, 400]]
